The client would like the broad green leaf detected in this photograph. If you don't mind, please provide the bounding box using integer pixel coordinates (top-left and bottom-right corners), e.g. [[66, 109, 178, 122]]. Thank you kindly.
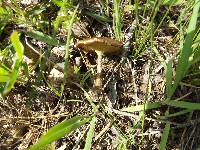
[[27, 30, 58, 46], [84, 116, 97, 150], [0, 66, 9, 76], [53, 8, 71, 32], [53, 2, 76, 32], [121, 102, 161, 112], [29, 116, 90, 150], [31, 7, 46, 15], [164, 100, 200, 110], [2, 31, 24, 95], [10, 31, 24, 61], [3, 60, 21, 95], [0, 76, 10, 82], [0, 66, 10, 82], [52, 0, 65, 7]]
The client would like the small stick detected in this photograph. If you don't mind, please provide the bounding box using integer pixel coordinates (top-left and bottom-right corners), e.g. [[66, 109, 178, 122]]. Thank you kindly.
[[95, 51, 103, 89]]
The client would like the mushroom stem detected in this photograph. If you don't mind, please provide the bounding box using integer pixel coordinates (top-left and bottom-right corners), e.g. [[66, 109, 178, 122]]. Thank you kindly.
[[75, 37, 123, 91], [95, 51, 103, 89]]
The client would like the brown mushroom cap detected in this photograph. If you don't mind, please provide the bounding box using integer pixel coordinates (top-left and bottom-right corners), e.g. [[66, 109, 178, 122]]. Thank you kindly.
[[76, 37, 123, 54]]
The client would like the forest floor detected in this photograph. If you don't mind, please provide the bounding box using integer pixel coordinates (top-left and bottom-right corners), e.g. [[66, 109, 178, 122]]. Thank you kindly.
[[0, 0, 200, 150]]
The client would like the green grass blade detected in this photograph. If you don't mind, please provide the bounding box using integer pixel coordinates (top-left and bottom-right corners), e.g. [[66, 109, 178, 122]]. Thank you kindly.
[[74, 83, 97, 112], [193, 31, 200, 48], [121, 102, 161, 112], [27, 30, 58, 46], [152, 46, 167, 70], [160, 109, 192, 119], [166, 59, 173, 98], [3, 31, 24, 95], [135, 0, 162, 57], [162, 0, 185, 5], [82, 10, 112, 24], [159, 120, 170, 150], [29, 116, 90, 150], [113, 0, 122, 40], [170, 0, 200, 97], [61, 4, 79, 94], [164, 100, 200, 110], [193, 34, 200, 52], [84, 116, 97, 150], [21, 62, 30, 80], [42, 73, 61, 97], [189, 31, 200, 66], [80, 71, 92, 87]]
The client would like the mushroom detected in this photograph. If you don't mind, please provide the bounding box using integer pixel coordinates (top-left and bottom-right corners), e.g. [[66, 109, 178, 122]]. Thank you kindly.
[[76, 37, 123, 90]]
